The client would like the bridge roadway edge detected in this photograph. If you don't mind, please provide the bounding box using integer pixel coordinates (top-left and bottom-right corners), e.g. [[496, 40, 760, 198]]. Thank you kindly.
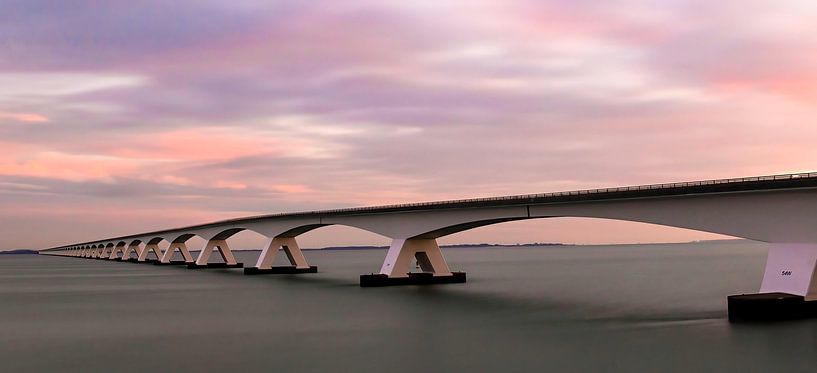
[[38, 171, 817, 321]]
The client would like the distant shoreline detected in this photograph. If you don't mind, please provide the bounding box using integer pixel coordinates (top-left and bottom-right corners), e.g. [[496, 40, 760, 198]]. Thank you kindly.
[[0, 249, 39, 255], [316, 242, 567, 251], [309, 239, 743, 251]]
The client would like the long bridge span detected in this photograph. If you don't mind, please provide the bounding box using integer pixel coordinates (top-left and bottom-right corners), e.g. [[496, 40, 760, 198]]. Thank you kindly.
[[40, 172, 817, 317]]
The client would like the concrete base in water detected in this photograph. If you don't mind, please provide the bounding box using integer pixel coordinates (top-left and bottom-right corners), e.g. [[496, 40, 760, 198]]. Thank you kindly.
[[360, 272, 467, 287], [187, 262, 244, 269], [728, 292, 817, 322], [126, 258, 153, 263], [244, 265, 318, 275], [153, 260, 190, 266], [127, 258, 158, 263]]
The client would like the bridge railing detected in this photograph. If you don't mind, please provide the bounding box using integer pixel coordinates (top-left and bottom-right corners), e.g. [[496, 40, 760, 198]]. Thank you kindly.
[[309, 171, 817, 215], [43, 171, 817, 251]]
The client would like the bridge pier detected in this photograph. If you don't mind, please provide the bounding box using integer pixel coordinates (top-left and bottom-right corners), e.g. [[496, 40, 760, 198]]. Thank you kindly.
[[729, 243, 817, 321], [244, 237, 317, 275], [155, 242, 194, 265], [360, 238, 466, 287], [188, 239, 243, 269], [98, 245, 112, 260], [137, 242, 163, 263], [109, 243, 125, 260], [120, 243, 140, 261]]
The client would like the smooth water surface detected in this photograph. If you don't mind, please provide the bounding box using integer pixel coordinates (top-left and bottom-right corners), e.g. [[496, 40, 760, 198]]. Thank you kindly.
[[3, 241, 817, 372]]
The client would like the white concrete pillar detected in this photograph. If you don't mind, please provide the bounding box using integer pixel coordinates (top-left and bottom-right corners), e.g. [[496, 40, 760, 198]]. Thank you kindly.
[[760, 243, 817, 300], [120, 243, 141, 260], [99, 245, 113, 258], [159, 242, 194, 263], [379, 238, 452, 278], [195, 239, 238, 265], [109, 243, 126, 260], [138, 243, 163, 261], [253, 237, 310, 269]]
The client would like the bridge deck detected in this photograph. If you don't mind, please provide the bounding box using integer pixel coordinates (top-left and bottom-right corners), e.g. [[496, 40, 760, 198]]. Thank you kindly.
[[44, 172, 817, 250]]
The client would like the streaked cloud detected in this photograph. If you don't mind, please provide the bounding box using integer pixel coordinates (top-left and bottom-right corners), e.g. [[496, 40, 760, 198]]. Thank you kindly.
[[0, 112, 49, 123], [0, 73, 146, 98], [1, 0, 816, 249]]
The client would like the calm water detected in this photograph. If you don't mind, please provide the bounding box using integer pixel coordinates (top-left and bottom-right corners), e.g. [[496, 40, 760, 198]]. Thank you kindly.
[[3, 241, 817, 372]]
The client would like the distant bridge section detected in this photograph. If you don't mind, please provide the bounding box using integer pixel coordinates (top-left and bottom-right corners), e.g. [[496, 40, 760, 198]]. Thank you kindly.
[[41, 172, 817, 303]]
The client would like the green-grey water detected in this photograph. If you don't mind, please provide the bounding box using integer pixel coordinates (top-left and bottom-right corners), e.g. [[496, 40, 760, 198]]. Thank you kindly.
[[3, 240, 817, 372]]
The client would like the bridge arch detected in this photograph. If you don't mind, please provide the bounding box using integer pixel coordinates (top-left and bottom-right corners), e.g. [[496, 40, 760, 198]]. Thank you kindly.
[[150, 233, 202, 263], [407, 215, 742, 242], [146, 237, 165, 245], [96, 243, 114, 259]]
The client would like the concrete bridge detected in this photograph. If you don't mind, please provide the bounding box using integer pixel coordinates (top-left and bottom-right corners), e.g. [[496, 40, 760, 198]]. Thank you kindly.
[[40, 172, 817, 318]]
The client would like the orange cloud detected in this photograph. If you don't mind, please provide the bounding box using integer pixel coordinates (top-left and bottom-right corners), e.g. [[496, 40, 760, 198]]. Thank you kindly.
[[271, 184, 310, 193], [94, 126, 343, 165], [0, 112, 49, 123], [0, 151, 142, 182], [716, 76, 817, 103], [94, 128, 274, 162]]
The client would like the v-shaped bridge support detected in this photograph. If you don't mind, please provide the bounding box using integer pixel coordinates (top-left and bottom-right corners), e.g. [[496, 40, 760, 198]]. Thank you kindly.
[[137, 243, 164, 262], [361, 238, 465, 287], [188, 239, 243, 269], [730, 243, 817, 321], [155, 242, 194, 265], [244, 237, 317, 275]]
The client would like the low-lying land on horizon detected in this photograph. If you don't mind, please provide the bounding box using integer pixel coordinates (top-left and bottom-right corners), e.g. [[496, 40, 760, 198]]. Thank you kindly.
[[0, 249, 39, 255]]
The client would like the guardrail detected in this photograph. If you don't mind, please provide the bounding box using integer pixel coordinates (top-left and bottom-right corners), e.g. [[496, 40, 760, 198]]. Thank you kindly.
[[44, 171, 817, 250], [304, 171, 817, 215]]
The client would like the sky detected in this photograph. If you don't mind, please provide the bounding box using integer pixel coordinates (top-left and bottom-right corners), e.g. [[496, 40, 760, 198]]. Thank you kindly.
[[2, 0, 817, 250]]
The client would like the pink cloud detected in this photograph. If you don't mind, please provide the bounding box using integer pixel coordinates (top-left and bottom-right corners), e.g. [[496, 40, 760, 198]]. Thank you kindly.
[[94, 127, 337, 163], [0, 151, 142, 182], [106, 128, 283, 162], [4, 1, 817, 250], [715, 76, 817, 103], [0, 112, 49, 123]]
